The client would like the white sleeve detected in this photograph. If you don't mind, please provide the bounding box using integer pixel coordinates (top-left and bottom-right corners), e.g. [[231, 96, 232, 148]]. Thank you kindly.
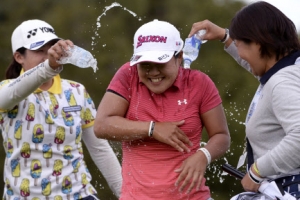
[[0, 60, 62, 110], [82, 126, 122, 198]]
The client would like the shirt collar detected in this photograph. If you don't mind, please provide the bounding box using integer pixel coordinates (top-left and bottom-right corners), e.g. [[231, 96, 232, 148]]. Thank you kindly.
[[172, 67, 183, 89], [260, 50, 300, 84], [20, 68, 62, 94]]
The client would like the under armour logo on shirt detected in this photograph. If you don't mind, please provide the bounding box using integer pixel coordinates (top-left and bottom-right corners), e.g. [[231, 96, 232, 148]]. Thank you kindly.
[[178, 99, 187, 105]]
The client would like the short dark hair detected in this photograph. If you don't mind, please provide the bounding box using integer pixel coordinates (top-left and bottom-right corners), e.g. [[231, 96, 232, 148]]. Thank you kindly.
[[230, 1, 300, 60], [5, 48, 26, 79]]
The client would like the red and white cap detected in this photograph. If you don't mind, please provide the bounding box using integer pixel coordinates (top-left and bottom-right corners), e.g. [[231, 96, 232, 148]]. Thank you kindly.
[[11, 19, 60, 53], [130, 19, 184, 66]]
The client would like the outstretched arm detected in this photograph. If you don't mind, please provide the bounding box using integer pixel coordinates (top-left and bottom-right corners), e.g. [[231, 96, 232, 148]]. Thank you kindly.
[[0, 39, 73, 110], [0, 60, 62, 110], [188, 20, 255, 75], [188, 20, 232, 46]]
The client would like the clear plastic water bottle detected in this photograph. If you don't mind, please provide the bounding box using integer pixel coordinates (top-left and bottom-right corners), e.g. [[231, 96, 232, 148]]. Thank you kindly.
[[57, 45, 98, 72], [182, 29, 207, 69]]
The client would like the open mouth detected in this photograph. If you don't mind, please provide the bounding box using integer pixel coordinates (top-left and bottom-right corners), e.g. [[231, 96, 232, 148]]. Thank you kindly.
[[150, 78, 163, 82]]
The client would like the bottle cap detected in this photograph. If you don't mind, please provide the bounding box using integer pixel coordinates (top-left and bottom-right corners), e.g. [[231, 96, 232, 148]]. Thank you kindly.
[[183, 59, 192, 69], [195, 30, 207, 44]]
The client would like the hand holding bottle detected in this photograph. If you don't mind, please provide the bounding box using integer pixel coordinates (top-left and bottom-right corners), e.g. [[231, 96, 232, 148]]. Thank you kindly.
[[188, 20, 228, 42], [48, 39, 74, 70], [182, 30, 207, 68], [57, 45, 98, 72]]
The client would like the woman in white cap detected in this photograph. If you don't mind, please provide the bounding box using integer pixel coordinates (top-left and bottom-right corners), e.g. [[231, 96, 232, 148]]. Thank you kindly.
[[187, 1, 300, 199], [94, 19, 230, 200], [0, 19, 122, 200]]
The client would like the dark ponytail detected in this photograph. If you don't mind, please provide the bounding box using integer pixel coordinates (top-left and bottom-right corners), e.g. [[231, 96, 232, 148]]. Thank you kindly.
[[5, 48, 26, 79]]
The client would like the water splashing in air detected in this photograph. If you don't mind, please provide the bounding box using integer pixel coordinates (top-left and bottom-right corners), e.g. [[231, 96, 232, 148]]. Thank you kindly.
[[91, 2, 142, 49]]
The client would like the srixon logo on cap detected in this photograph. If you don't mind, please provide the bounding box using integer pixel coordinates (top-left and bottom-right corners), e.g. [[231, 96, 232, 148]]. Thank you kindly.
[[136, 35, 167, 48]]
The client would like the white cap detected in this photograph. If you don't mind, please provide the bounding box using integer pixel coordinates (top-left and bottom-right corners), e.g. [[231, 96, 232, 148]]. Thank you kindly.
[[130, 19, 184, 66], [11, 19, 60, 53]]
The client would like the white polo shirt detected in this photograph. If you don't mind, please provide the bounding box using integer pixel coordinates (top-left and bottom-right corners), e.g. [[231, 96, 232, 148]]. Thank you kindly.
[[0, 63, 98, 199]]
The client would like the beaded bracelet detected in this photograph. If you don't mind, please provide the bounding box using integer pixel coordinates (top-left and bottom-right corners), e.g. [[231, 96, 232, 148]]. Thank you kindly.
[[148, 121, 155, 137], [197, 147, 211, 165]]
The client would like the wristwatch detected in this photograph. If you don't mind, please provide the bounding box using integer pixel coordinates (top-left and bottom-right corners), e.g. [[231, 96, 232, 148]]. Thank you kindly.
[[220, 28, 230, 43]]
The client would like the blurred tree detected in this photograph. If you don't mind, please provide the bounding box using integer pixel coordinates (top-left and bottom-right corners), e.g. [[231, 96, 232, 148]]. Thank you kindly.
[[0, 0, 267, 199]]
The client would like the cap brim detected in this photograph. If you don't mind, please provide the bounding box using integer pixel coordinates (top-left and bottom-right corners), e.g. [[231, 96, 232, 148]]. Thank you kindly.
[[130, 50, 174, 66], [23, 37, 61, 51]]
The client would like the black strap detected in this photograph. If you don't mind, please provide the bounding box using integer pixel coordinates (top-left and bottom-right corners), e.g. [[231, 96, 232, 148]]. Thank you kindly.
[[246, 137, 254, 170], [275, 181, 286, 196]]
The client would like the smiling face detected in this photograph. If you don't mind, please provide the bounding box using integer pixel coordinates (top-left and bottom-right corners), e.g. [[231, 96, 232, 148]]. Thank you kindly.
[[234, 39, 275, 77], [137, 54, 182, 94]]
